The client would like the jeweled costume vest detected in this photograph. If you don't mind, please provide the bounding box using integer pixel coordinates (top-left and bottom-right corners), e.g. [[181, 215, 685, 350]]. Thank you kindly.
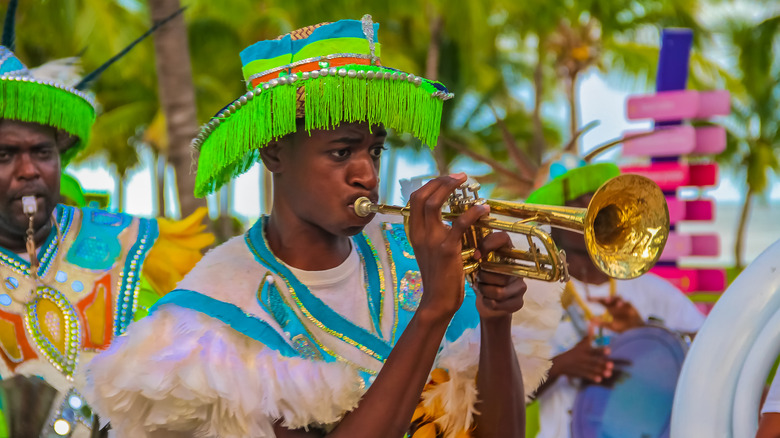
[[0, 205, 158, 435]]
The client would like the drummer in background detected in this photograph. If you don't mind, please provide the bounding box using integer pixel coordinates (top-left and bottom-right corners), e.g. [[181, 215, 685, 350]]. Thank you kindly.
[[525, 160, 706, 438]]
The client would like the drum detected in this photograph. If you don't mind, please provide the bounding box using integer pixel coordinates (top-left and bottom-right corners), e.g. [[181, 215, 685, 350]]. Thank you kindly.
[[571, 325, 688, 438]]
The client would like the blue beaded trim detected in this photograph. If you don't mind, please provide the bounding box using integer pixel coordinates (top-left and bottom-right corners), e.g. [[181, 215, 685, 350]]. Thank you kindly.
[[113, 217, 159, 336]]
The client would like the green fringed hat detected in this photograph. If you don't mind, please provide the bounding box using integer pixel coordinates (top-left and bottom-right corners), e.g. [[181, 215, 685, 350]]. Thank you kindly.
[[192, 15, 454, 197], [525, 159, 621, 206], [0, 45, 96, 164]]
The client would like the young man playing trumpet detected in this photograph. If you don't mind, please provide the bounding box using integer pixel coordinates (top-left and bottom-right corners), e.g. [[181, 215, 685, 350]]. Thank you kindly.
[[86, 16, 561, 438]]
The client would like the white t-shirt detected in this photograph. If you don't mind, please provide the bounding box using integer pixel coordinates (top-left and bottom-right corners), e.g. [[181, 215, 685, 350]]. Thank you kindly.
[[536, 273, 706, 438], [285, 244, 374, 333]]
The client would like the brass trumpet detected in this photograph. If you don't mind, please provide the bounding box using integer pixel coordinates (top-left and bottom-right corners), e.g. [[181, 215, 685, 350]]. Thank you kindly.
[[354, 174, 669, 282]]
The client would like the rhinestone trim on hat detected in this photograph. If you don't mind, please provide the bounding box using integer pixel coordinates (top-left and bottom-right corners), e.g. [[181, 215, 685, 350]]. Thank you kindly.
[[0, 75, 97, 109], [191, 68, 454, 151]]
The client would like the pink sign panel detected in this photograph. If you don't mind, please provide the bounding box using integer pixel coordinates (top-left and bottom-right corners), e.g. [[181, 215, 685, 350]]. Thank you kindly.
[[667, 198, 714, 225], [667, 198, 685, 223], [623, 126, 696, 156], [621, 163, 718, 190], [660, 233, 720, 260], [627, 90, 731, 122], [685, 199, 715, 221], [622, 126, 726, 157], [651, 266, 726, 292], [694, 126, 727, 155]]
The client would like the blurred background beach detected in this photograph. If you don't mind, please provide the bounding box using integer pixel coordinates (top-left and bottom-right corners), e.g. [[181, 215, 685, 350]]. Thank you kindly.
[[6, 0, 779, 271]]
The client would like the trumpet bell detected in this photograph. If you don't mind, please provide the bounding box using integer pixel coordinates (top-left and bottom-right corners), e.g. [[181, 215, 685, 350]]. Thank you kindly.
[[585, 174, 670, 279]]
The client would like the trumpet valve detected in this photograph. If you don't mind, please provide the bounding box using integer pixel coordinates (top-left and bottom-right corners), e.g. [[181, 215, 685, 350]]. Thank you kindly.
[[461, 247, 477, 261], [467, 183, 481, 199]]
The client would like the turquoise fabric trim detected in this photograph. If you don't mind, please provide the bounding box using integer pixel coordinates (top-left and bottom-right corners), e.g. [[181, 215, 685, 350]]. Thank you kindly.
[[0, 57, 24, 74], [246, 218, 392, 362], [65, 208, 132, 270], [240, 35, 292, 68], [257, 275, 334, 362], [239, 20, 379, 67], [150, 289, 299, 358], [257, 275, 291, 328], [354, 232, 384, 338], [0, 205, 74, 277], [446, 292, 480, 342], [114, 217, 159, 336], [0, 46, 29, 76]]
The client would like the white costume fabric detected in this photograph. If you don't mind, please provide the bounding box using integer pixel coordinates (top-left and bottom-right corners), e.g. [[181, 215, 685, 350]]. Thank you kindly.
[[534, 274, 705, 438], [85, 217, 562, 438]]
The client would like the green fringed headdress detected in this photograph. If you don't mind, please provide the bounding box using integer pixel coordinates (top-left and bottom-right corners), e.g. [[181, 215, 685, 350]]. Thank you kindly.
[[192, 15, 454, 197], [525, 160, 621, 206], [0, 45, 96, 164]]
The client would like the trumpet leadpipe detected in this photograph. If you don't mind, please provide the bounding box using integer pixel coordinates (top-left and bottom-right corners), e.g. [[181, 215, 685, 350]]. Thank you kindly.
[[353, 196, 463, 222]]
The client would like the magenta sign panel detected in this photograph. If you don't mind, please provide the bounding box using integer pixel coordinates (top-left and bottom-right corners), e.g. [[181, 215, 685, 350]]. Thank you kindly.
[[618, 29, 730, 313]]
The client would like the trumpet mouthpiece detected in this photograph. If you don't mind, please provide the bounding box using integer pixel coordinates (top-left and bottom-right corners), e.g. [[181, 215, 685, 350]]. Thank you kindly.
[[353, 197, 374, 218], [21, 196, 37, 216]]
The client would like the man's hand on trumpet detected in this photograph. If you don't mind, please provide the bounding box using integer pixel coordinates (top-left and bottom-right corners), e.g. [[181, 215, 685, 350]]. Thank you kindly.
[[406, 172, 529, 438], [473, 231, 528, 320], [406, 173, 490, 321]]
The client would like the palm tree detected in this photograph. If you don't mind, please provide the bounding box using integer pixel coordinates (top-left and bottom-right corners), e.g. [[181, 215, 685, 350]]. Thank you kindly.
[[714, 14, 780, 269], [148, 0, 205, 219]]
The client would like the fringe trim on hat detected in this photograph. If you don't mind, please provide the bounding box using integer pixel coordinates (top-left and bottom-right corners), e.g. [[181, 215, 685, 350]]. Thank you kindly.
[[193, 65, 449, 197], [0, 78, 95, 164]]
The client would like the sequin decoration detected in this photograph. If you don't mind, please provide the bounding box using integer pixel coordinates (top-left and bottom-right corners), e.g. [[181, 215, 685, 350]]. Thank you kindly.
[[0, 294, 10, 306], [399, 271, 423, 311], [90, 210, 124, 226], [258, 274, 289, 329], [49, 388, 95, 433], [72, 237, 111, 266], [292, 334, 323, 360], [24, 287, 80, 379], [45, 312, 62, 342], [4, 277, 18, 290], [268, 284, 289, 328], [55, 271, 68, 283], [71, 281, 84, 293], [388, 225, 415, 259]]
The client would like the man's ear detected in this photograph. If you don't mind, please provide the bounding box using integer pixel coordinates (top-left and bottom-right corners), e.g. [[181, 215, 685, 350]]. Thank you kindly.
[[259, 140, 285, 173]]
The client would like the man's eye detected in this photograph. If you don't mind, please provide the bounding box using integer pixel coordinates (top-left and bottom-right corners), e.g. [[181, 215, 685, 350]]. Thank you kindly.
[[36, 149, 54, 158], [370, 146, 387, 158], [330, 149, 350, 159]]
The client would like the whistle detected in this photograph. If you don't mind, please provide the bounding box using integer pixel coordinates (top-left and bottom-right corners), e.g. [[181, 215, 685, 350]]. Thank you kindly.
[[21, 196, 37, 216]]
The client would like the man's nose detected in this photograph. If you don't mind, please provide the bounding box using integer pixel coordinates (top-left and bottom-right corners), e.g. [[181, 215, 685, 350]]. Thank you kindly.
[[348, 154, 379, 191], [15, 153, 40, 180]]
